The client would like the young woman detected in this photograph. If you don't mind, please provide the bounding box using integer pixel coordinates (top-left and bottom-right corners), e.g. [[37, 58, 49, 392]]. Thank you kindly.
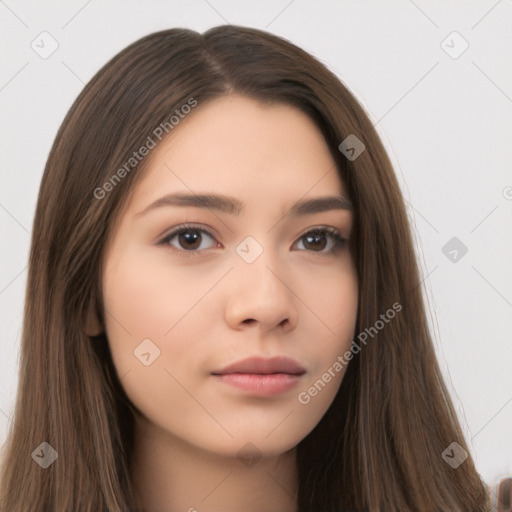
[[0, 25, 492, 511]]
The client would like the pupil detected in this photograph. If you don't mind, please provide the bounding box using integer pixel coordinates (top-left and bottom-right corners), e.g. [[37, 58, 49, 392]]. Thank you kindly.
[[179, 230, 201, 250], [305, 233, 326, 251]]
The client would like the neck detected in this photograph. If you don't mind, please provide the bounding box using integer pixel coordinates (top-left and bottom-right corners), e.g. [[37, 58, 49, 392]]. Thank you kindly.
[[129, 415, 299, 512]]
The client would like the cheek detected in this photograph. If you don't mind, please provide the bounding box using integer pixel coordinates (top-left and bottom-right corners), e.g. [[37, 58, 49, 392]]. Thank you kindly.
[[101, 249, 214, 374], [101, 250, 221, 425], [294, 263, 358, 406], [103, 248, 220, 340], [101, 245, 233, 371], [300, 261, 359, 345]]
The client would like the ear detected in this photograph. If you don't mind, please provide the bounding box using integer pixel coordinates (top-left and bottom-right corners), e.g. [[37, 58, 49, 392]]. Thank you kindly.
[[82, 293, 104, 337]]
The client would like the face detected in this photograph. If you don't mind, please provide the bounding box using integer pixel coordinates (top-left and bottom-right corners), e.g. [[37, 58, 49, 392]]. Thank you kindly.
[[101, 93, 358, 459]]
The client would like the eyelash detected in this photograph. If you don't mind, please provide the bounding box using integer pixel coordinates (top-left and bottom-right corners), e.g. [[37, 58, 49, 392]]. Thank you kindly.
[[158, 223, 347, 258]]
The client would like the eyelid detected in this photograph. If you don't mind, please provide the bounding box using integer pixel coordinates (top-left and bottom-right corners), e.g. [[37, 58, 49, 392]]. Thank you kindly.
[[158, 219, 219, 240]]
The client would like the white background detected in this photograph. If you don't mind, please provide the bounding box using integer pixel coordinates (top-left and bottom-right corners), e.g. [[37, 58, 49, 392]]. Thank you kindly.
[[0, 0, 511, 488]]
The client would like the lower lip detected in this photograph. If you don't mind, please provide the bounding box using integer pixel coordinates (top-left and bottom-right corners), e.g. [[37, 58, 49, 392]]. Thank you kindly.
[[213, 373, 303, 396]]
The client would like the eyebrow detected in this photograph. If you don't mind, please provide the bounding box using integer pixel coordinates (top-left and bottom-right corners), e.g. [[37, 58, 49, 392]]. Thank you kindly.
[[135, 192, 353, 218]]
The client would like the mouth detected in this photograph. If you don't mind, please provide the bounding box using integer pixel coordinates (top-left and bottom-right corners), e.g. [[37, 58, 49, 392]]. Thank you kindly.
[[211, 356, 306, 396], [212, 355, 306, 376], [211, 372, 304, 396]]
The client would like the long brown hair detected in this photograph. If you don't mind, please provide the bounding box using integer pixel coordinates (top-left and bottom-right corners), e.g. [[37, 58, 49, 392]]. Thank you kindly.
[[0, 25, 491, 511]]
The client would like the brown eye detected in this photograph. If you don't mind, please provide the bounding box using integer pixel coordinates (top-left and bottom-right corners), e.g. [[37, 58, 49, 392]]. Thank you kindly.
[[161, 226, 217, 252], [294, 228, 346, 253], [177, 229, 202, 250], [302, 231, 328, 251]]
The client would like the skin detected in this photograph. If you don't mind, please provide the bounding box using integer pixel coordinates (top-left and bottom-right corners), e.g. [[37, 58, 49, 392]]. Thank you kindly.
[[98, 93, 359, 511]]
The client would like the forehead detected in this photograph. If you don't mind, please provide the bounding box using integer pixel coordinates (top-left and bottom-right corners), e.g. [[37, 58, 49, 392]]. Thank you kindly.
[[127, 93, 346, 211]]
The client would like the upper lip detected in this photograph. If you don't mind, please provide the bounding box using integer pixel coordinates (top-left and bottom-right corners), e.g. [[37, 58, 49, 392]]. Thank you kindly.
[[212, 356, 306, 375]]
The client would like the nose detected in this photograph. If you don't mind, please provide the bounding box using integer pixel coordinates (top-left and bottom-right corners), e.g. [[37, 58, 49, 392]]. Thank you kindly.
[[224, 249, 299, 334]]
